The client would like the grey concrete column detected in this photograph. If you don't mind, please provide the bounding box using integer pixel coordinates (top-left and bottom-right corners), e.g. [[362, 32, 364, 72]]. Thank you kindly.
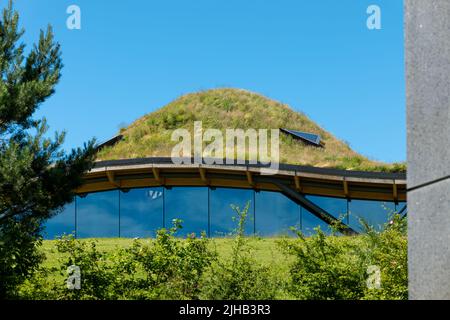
[[406, 0, 450, 300]]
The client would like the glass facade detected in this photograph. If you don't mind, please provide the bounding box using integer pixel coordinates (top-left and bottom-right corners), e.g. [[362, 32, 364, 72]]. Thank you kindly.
[[348, 200, 396, 233], [255, 191, 299, 237], [164, 187, 209, 237], [120, 187, 163, 238], [396, 201, 407, 215], [43, 187, 404, 239], [76, 190, 120, 238], [44, 201, 76, 239], [301, 208, 333, 236], [305, 195, 348, 223], [210, 187, 254, 237]]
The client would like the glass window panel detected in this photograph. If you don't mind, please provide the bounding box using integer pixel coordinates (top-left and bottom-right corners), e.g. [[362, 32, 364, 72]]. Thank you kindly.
[[396, 201, 407, 215], [44, 201, 75, 240], [301, 207, 332, 236], [255, 191, 299, 237], [76, 190, 119, 238], [306, 195, 348, 223], [120, 187, 163, 238], [164, 187, 208, 237], [348, 200, 396, 233], [305, 195, 348, 223], [210, 187, 254, 237]]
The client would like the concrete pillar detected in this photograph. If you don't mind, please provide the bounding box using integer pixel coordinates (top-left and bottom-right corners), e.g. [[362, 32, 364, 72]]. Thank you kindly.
[[406, 0, 450, 299]]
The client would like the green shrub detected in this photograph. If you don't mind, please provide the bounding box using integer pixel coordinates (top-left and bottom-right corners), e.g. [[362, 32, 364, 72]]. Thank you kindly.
[[280, 228, 366, 300], [360, 214, 408, 300], [52, 234, 118, 300], [19, 234, 118, 300], [17, 266, 60, 300], [281, 215, 407, 300], [124, 219, 216, 299], [0, 218, 45, 299], [15, 210, 408, 300], [201, 203, 278, 300], [23, 220, 217, 300]]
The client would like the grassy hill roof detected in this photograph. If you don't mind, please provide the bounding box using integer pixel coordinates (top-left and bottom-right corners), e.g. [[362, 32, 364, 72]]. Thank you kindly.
[[97, 88, 405, 172]]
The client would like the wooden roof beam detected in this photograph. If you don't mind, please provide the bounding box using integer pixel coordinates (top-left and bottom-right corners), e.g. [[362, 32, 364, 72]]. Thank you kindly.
[[246, 171, 255, 187], [393, 180, 398, 203], [343, 178, 349, 198], [152, 167, 164, 185], [294, 175, 302, 192], [106, 171, 120, 188], [199, 167, 210, 185]]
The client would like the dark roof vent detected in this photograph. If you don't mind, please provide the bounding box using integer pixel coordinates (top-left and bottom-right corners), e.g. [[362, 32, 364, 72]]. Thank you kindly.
[[280, 128, 323, 147], [94, 134, 124, 152]]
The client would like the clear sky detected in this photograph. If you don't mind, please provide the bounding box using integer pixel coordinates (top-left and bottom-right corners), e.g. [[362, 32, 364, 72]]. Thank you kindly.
[[15, 0, 405, 163]]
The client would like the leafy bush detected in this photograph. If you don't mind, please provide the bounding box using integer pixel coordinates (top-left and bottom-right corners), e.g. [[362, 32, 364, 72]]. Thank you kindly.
[[281, 214, 407, 300], [280, 228, 366, 300], [17, 266, 57, 300], [21, 220, 217, 300], [16, 211, 407, 300], [123, 219, 216, 299], [0, 218, 45, 299], [52, 234, 118, 300], [201, 203, 278, 300], [360, 214, 408, 300]]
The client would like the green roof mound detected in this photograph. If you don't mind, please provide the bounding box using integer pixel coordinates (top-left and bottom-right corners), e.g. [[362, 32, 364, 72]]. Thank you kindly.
[[97, 88, 405, 173]]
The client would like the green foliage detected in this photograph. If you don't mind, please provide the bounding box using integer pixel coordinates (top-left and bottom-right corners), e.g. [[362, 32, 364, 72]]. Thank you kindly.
[[0, 1, 61, 131], [15, 209, 407, 301], [52, 235, 118, 300], [281, 215, 407, 300], [123, 220, 216, 299], [280, 228, 366, 300], [201, 203, 278, 300], [360, 214, 408, 300], [17, 217, 408, 300], [0, 218, 44, 298], [0, 1, 95, 298], [23, 221, 217, 300]]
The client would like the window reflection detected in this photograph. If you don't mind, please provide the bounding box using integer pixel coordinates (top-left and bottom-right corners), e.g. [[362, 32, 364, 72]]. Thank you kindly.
[[120, 187, 163, 238], [301, 207, 332, 236], [255, 191, 299, 237], [305, 195, 348, 223], [76, 190, 119, 238], [44, 201, 76, 239], [41, 185, 403, 239], [348, 200, 396, 233], [164, 187, 208, 237], [396, 201, 407, 215], [210, 187, 255, 237]]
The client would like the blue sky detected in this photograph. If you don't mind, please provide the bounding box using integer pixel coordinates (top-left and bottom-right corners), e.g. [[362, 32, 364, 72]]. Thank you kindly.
[[15, 0, 404, 163]]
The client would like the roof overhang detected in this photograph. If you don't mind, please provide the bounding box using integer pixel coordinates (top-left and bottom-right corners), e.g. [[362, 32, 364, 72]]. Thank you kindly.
[[78, 157, 407, 202]]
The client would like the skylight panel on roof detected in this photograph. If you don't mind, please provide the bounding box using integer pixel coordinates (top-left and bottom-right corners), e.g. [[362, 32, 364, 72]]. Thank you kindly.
[[280, 128, 322, 147]]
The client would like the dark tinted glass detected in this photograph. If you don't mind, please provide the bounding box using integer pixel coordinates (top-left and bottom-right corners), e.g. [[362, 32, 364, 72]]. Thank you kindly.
[[164, 187, 208, 237], [255, 191, 299, 237], [44, 201, 76, 239], [306, 195, 348, 223], [282, 129, 321, 145], [210, 187, 255, 237], [301, 207, 331, 236], [348, 200, 396, 232], [76, 190, 119, 238], [396, 201, 407, 215], [120, 187, 163, 238]]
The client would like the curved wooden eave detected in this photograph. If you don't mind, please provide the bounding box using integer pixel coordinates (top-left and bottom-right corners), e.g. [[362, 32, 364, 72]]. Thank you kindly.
[[77, 158, 406, 202]]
